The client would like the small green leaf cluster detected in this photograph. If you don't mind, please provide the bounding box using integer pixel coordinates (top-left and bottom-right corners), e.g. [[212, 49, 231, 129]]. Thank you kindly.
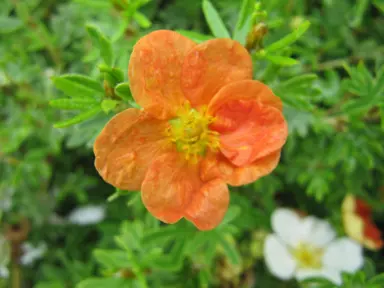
[[50, 26, 135, 128]]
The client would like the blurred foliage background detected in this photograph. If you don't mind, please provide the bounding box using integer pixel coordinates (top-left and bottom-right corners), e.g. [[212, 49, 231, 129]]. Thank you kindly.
[[0, 0, 384, 287]]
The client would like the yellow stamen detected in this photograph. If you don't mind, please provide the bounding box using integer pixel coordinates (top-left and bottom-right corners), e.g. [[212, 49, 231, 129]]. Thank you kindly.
[[167, 103, 220, 162], [291, 243, 324, 269]]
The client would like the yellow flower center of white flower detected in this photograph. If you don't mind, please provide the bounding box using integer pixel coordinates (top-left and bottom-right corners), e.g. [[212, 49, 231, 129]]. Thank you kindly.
[[292, 243, 324, 269], [168, 103, 220, 162]]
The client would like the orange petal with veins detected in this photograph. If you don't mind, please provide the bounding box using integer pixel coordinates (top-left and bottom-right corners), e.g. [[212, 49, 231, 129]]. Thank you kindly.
[[208, 80, 283, 133], [141, 152, 200, 224], [208, 80, 287, 167], [201, 151, 281, 186], [94, 109, 171, 191], [141, 152, 229, 230], [128, 30, 196, 119], [185, 178, 229, 231], [181, 39, 252, 107]]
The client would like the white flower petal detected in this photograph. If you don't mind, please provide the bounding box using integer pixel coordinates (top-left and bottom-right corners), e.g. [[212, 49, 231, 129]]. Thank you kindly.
[[0, 266, 9, 279], [264, 234, 296, 280], [295, 268, 324, 282], [68, 205, 106, 225], [323, 238, 364, 273], [20, 242, 47, 266], [301, 216, 336, 247], [296, 268, 342, 286], [272, 208, 303, 247], [321, 268, 342, 286]]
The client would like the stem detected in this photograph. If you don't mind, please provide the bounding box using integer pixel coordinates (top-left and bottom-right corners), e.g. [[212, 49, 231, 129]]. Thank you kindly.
[[11, 261, 21, 288]]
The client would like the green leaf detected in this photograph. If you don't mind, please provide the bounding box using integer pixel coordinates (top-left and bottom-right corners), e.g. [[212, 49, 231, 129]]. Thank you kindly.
[[53, 106, 102, 128], [142, 226, 194, 247], [93, 249, 130, 270], [86, 24, 114, 66], [49, 98, 98, 110], [0, 16, 23, 34], [101, 99, 119, 113], [350, 0, 370, 28], [363, 258, 376, 279], [372, 65, 384, 99], [73, 0, 113, 9], [76, 278, 131, 288], [276, 92, 313, 110], [149, 241, 185, 271], [342, 98, 374, 115], [114, 83, 133, 101], [215, 234, 241, 265], [369, 274, 384, 285], [233, 0, 254, 44], [184, 232, 211, 255], [35, 282, 65, 288], [202, 0, 230, 38], [176, 30, 213, 43], [381, 105, 384, 130], [52, 74, 104, 99], [300, 277, 336, 287], [265, 20, 310, 53], [373, 0, 384, 13], [278, 74, 318, 89], [218, 206, 241, 227], [133, 12, 151, 28], [99, 65, 125, 86], [264, 54, 298, 66], [198, 269, 210, 288]]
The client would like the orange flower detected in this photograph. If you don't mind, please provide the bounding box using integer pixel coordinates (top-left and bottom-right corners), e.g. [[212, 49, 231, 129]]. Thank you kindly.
[[342, 194, 383, 250], [93, 30, 288, 230]]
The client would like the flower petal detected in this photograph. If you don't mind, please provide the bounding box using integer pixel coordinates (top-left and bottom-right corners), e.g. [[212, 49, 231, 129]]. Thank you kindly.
[[142, 153, 230, 230], [185, 179, 229, 231], [362, 219, 383, 250], [141, 152, 200, 224], [264, 234, 296, 280], [300, 216, 336, 247], [128, 30, 196, 119], [323, 238, 364, 273], [94, 109, 170, 190], [295, 269, 324, 282], [200, 151, 281, 186], [272, 210, 336, 249], [342, 194, 383, 250], [342, 213, 364, 244], [181, 39, 252, 107], [296, 268, 342, 286], [320, 269, 343, 286], [208, 81, 287, 167], [208, 80, 283, 119], [271, 208, 303, 248]]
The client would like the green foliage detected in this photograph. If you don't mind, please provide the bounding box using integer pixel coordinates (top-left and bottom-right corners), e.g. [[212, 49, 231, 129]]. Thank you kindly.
[[202, 0, 231, 38], [1, 0, 383, 287], [233, 0, 254, 44]]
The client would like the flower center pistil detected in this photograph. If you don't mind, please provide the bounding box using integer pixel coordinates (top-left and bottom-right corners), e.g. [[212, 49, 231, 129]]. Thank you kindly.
[[292, 243, 324, 269], [168, 103, 220, 162]]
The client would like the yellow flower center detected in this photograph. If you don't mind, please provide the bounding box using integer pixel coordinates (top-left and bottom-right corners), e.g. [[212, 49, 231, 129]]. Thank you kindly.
[[292, 243, 324, 269], [168, 103, 220, 162]]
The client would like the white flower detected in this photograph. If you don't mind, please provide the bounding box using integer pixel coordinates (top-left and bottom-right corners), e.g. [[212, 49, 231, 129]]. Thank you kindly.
[[0, 266, 9, 279], [264, 208, 364, 286], [20, 242, 47, 266], [68, 205, 106, 225]]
